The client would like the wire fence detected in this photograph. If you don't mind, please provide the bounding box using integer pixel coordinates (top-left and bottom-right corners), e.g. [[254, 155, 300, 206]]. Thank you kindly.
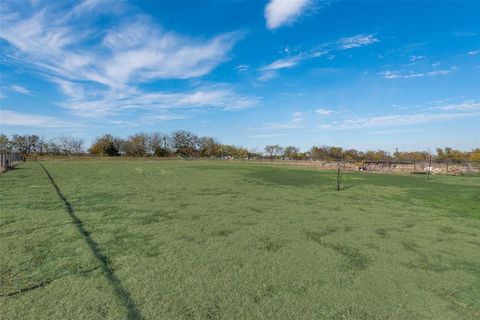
[[0, 153, 23, 172], [227, 157, 480, 175]]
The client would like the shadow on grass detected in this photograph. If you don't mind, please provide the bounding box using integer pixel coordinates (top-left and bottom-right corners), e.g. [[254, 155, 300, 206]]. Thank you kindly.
[[40, 164, 142, 320]]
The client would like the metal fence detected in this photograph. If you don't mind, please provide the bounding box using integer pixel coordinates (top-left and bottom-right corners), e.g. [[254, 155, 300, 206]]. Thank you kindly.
[[0, 153, 22, 172], [224, 157, 480, 175]]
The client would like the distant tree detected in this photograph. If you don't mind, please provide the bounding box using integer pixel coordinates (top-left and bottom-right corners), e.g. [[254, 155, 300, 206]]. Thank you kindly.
[[70, 137, 85, 155], [10, 134, 39, 155], [199, 137, 221, 158], [0, 134, 10, 151], [264, 145, 283, 158], [222, 145, 248, 158], [125, 133, 149, 156], [311, 146, 343, 160], [89, 134, 120, 156], [284, 146, 300, 159], [468, 148, 480, 162], [148, 132, 171, 156], [55, 135, 84, 155], [44, 140, 61, 155], [364, 150, 391, 161], [342, 149, 360, 161], [394, 150, 428, 161], [436, 147, 466, 163], [329, 146, 343, 159], [171, 130, 199, 157], [36, 136, 47, 155]]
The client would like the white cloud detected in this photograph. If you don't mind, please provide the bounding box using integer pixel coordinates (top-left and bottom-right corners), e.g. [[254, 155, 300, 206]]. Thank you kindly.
[[9, 85, 32, 96], [261, 56, 301, 71], [0, 110, 76, 128], [430, 100, 480, 111], [236, 64, 249, 72], [336, 34, 379, 50], [56, 81, 259, 117], [427, 67, 458, 76], [0, 2, 253, 121], [467, 50, 479, 56], [257, 71, 278, 81], [382, 67, 458, 79], [409, 55, 425, 61], [319, 112, 479, 130], [315, 108, 333, 115], [258, 56, 301, 81], [265, 0, 311, 30]]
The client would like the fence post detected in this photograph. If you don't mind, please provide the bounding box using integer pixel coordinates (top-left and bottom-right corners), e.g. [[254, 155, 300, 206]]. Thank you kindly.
[[427, 155, 432, 180], [336, 157, 341, 191]]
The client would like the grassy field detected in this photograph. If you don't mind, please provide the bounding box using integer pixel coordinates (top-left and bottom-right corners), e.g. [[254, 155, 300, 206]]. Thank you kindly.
[[1, 160, 479, 319]]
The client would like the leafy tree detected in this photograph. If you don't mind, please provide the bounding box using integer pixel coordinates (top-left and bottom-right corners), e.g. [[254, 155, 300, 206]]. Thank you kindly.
[[0, 134, 10, 151], [469, 148, 480, 162], [264, 145, 283, 158], [89, 134, 120, 156], [364, 150, 392, 161], [436, 147, 466, 162], [284, 146, 299, 159], [199, 137, 221, 158]]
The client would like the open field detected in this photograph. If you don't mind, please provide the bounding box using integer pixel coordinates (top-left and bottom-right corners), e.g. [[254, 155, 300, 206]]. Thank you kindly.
[[1, 160, 479, 319]]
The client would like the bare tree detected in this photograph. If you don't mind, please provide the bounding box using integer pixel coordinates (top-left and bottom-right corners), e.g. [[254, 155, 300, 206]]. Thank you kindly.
[[171, 130, 199, 157], [125, 133, 149, 156]]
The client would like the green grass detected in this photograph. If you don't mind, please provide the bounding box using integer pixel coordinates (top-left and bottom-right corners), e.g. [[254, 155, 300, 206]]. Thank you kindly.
[[1, 160, 479, 319]]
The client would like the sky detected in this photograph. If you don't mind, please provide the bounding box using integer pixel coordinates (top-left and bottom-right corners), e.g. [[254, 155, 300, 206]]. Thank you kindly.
[[0, 0, 479, 152]]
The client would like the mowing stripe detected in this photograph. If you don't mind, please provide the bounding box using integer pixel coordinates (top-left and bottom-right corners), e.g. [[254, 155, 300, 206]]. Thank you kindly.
[[40, 163, 143, 320]]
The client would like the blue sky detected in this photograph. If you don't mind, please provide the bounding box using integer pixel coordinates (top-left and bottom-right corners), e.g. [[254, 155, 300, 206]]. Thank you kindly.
[[0, 0, 479, 152]]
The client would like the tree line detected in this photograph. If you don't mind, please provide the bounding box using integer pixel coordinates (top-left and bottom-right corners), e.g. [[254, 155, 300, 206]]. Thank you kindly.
[[1, 132, 479, 162]]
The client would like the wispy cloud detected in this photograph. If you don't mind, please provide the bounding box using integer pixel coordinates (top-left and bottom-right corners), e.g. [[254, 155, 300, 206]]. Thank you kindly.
[[409, 55, 425, 61], [381, 66, 458, 79], [382, 71, 424, 79], [236, 64, 249, 72], [427, 66, 458, 76], [0, 1, 253, 122], [55, 81, 259, 118], [258, 33, 379, 81], [429, 100, 480, 111], [335, 34, 379, 50], [9, 85, 33, 96], [264, 0, 311, 30], [258, 56, 302, 81], [467, 50, 479, 56], [315, 108, 333, 115], [0, 110, 76, 128], [261, 56, 302, 71], [319, 112, 479, 130]]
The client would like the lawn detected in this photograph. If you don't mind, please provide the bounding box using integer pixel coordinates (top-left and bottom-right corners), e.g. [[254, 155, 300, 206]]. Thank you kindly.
[[1, 160, 479, 320]]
